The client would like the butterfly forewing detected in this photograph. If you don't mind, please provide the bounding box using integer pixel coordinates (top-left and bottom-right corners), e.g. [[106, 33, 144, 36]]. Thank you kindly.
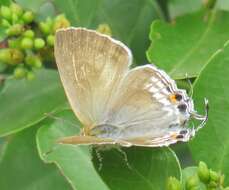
[[55, 28, 131, 129]]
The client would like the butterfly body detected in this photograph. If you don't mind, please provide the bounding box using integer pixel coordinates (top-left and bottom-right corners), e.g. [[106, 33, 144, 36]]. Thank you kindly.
[[54, 27, 208, 147]]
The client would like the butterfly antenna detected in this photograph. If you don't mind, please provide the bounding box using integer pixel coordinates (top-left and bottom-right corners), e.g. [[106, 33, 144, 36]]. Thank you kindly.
[[191, 98, 209, 131]]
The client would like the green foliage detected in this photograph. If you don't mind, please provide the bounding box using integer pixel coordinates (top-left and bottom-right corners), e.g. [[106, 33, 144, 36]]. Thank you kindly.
[[0, 2, 70, 80], [189, 40, 229, 186], [147, 10, 229, 79], [0, 0, 229, 190], [0, 127, 71, 190]]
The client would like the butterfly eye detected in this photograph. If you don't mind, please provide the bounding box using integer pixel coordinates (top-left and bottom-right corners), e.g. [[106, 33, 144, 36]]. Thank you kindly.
[[177, 103, 187, 112]]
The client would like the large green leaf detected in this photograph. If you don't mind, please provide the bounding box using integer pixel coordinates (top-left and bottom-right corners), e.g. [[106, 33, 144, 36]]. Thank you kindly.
[[36, 110, 182, 190], [147, 10, 229, 79], [0, 69, 67, 137], [36, 110, 110, 190], [15, 0, 46, 12], [54, 0, 163, 64], [0, 126, 71, 190], [92, 147, 181, 190], [168, 0, 202, 19], [189, 41, 229, 185]]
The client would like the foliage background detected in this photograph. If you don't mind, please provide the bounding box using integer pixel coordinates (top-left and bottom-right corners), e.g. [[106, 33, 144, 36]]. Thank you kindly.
[[0, 0, 229, 190]]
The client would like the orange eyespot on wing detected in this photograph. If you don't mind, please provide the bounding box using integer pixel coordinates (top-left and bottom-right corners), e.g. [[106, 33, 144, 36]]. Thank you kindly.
[[169, 94, 177, 103]]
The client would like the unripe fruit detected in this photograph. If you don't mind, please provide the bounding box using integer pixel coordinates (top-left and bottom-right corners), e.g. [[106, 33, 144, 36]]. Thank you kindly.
[[1, 6, 12, 20], [21, 37, 33, 49], [11, 13, 19, 23], [96, 23, 112, 36], [25, 55, 42, 68], [8, 39, 21, 48], [198, 161, 210, 184], [14, 67, 27, 79], [23, 30, 35, 38], [10, 3, 23, 17], [0, 48, 24, 64], [6, 24, 24, 36], [207, 181, 217, 188], [53, 15, 70, 32], [26, 71, 35, 80], [33, 58, 42, 68], [166, 177, 182, 190], [46, 35, 54, 46], [185, 175, 199, 190], [22, 11, 34, 23], [1, 19, 11, 27], [209, 170, 220, 183], [39, 21, 51, 35], [34, 38, 45, 49]]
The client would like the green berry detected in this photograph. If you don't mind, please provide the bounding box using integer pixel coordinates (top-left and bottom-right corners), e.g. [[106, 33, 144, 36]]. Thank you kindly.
[[34, 38, 45, 49], [207, 181, 217, 188], [0, 6, 12, 20], [209, 170, 220, 183], [14, 67, 27, 79], [22, 11, 34, 23], [33, 58, 42, 68], [23, 30, 35, 38], [21, 37, 33, 49], [26, 71, 35, 80], [46, 35, 54, 46], [39, 21, 51, 35], [185, 175, 199, 190], [53, 14, 70, 32], [8, 39, 21, 48], [6, 24, 24, 36], [96, 23, 112, 36], [1, 19, 11, 27], [11, 12, 19, 23], [0, 48, 24, 65], [25, 55, 42, 68], [198, 161, 210, 184], [166, 177, 182, 190], [10, 3, 23, 17]]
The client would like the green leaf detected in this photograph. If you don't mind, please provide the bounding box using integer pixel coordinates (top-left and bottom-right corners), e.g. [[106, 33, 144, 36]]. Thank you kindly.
[[36, 2, 56, 21], [0, 69, 67, 137], [36, 110, 182, 190], [36, 110, 110, 190], [216, 0, 229, 10], [189, 40, 229, 185], [54, 0, 164, 64], [15, 0, 46, 12], [0, 0, 11, 6], [147, 10, 229, 79], [93, 147, 181, 190], [0, 126, 72, 190], [168, 0, 203, 19]]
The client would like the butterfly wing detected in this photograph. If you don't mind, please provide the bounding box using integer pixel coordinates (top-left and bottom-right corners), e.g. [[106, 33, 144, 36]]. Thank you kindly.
[[91, 64, 193, 146], [55, 28, 132, 129]]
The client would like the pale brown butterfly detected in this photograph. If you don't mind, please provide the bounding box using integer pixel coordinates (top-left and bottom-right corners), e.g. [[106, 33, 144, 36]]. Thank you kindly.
[[54, 27, 208, 147]]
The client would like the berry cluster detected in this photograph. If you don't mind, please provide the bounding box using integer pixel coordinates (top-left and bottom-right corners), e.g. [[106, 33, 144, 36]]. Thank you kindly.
[[0, 3, 70, 80], [166, 161, 229, 190]]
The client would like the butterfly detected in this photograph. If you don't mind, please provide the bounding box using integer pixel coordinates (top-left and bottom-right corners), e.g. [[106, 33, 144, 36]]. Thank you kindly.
[[54, 27, 208, 147]]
